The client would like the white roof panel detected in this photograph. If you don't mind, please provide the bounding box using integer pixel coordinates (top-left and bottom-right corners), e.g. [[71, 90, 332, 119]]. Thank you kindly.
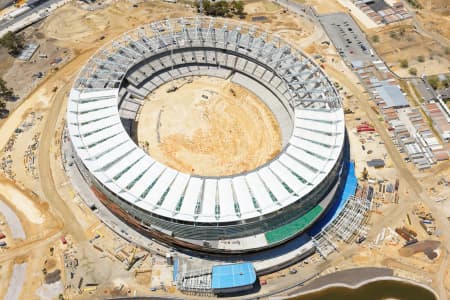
[[292, 129, 337, 147], [115, 155, 154, 188], [93, 140, 136, 170], [160, 173, 190, 212], [179, 177, 203, 216], [81, 124, 124, 146], [245, 172, 273, 211], [128, 162, 166, 199], [86, 133, 130, 159], [75, 100, 116, 112], [143, 168, 178, 206], [200, 179, 217, 219], [105, 150, 143, 179], [292, 135, 331, 156], [258, 167, 290, 201], [296, 108, 337, 121], [286, 146, 323, 171], [77, 116, 119, 135], [269, 160, 306, 194], [218, 178, 235, 218], [295, 119, 333, 133], [76, 107, 118, 124], [279, 153, 316, 183], [231, 176, 257, 216]]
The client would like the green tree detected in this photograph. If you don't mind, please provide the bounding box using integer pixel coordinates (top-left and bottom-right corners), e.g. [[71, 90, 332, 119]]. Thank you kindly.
[[197, 0, 244, 17], [427, 75, 439, 90], [371, 35, 380, 43], [399, 59, 409, 68], [409, 67, 417, 76], [231, 0, 245, 17], [417, 55, 425, 63], [0, 78, 13, 100], [0, 31, 25, 55]]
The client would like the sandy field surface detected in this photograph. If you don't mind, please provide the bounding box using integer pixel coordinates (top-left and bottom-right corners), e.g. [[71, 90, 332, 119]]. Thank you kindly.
[[137, 77, 281, 176]]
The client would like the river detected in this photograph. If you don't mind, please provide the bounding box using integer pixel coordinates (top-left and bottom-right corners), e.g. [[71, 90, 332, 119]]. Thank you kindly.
[[290, 279, 437, 300]]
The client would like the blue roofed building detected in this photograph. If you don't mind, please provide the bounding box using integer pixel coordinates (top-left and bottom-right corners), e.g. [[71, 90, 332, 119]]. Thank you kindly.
[[211, 263, 257, 294]]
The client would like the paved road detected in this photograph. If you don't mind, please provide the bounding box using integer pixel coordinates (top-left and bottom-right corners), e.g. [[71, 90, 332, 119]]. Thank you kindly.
[[0, 0, 57, 28], [410, 78, 437, 102]]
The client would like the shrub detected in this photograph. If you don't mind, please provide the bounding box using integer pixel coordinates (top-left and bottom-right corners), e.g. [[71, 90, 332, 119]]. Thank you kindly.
[[399, 59, 409, 68], [409, 68, 417, 76], [427, 75, 439, 90], [0, 31, 25, 56]]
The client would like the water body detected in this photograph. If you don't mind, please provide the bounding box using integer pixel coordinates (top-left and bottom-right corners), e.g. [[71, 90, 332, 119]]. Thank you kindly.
[[291, 279, 437, 300]]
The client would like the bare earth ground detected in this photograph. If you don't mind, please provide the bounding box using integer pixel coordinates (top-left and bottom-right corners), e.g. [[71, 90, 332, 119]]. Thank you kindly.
[[416, 0, 450, 41], [137, 77, 281, 177], [0, 0, 448, 298], [368, 23, 450, 76]]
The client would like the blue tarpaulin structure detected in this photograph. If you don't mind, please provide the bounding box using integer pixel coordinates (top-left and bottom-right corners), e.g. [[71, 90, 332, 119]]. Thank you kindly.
[[211, 263, 256, 290], [308, 161, 358, 236], [173, 257, 178, 281]]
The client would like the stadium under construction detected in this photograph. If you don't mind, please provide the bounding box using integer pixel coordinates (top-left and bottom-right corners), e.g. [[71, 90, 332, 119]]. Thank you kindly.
[[65, 18, 370, 266]]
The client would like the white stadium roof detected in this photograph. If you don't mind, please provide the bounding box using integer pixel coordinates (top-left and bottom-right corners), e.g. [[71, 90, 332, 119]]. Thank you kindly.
[[67, 17, 345, 224]]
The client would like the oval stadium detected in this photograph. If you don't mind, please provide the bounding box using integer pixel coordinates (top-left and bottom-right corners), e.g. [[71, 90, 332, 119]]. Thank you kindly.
[[66, 17, 346, 253]]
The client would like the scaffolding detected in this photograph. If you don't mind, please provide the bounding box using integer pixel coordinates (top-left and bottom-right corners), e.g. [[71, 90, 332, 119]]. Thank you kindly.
[[312, 187, 372, 258], [73, 17, 342, 109], [177, 267, 213, 296]]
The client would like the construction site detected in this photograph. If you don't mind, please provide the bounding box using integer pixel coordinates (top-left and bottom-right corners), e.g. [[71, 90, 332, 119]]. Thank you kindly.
[[0, 0, 448, 299], [136, 76, 282, 177]]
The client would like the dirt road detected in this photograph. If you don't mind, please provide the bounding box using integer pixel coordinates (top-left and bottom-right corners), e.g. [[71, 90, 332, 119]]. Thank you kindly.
[[37, 75, 86, 242]]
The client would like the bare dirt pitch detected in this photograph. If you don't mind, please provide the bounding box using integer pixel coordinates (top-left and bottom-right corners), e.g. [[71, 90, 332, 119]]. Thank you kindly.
[[136, 76, 282, 177]]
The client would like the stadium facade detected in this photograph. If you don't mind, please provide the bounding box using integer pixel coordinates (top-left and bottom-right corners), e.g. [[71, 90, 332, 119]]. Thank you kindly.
[[67, 17, 346, 253]]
